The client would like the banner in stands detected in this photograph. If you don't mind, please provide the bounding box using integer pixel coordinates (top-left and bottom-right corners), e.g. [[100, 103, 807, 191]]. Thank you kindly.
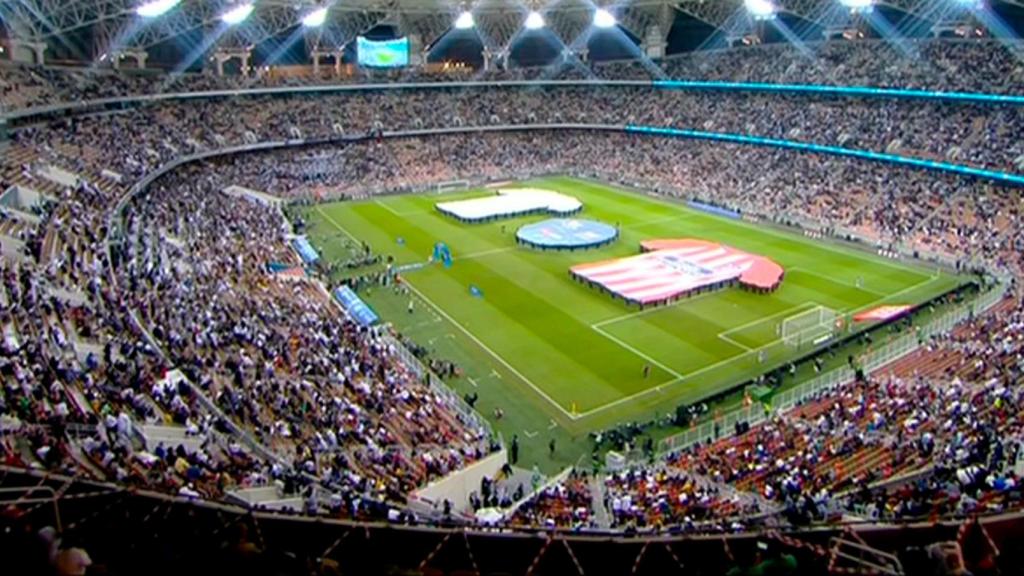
[[333, 286, 379, 326], [687, 200, 741, 220], [266, 262, 307, 280], [853, 304, 914, 322]]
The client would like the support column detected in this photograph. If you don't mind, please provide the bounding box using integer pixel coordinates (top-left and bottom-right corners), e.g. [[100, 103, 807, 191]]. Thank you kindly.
[[482, 47, 495, 71], [214, 53, 228, 76], [9, 39, 46, 64], [407, 34, 423, 67], [113, 49, 148, 70], [240, 52, 251, 76], [212, 47, 253, 77], [643, 25, 666, 59]]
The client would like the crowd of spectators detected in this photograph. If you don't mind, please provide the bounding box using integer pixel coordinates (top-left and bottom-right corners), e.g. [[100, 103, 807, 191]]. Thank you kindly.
[[117, 163, 491, 507], [509, 470, 594, 529], [1, 37, 1022, 112], [1, 36, 1023, 535]]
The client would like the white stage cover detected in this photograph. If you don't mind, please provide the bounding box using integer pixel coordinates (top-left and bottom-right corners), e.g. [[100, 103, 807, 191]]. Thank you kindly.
[[436, 188, 582, 222]]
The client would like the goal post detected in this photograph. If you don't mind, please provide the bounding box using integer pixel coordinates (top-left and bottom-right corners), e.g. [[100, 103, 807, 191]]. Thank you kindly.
[[779, 306, 838, 348], [434, 180, 470, 194]]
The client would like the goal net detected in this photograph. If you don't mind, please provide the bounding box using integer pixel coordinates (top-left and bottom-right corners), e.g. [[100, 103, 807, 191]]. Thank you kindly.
[[779, 306, 838, 348], [434, 180, 470, 194]]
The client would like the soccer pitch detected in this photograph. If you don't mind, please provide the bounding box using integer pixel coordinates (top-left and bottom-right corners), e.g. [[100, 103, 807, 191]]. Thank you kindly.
[[303, 176, 964, 460]]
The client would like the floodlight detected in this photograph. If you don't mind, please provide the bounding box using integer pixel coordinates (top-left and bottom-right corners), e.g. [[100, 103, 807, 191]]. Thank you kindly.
[[744, 0, 776, 18], [302, 7, 328, 27], [454, 11, 475, 29], [135, 0, 181, 18], [524, 10, 545, 30], [593, 8, 616, 28], [220, 3, 254, 25]]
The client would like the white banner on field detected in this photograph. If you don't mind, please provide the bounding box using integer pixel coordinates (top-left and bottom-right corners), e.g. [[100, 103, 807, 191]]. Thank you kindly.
[[436, 188, 581, 222]]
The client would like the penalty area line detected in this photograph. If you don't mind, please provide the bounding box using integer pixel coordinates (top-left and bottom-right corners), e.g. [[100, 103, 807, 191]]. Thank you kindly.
[[718, 300, 823, 340], [576, 276, 948, 420], [590, 324, 684, 380], [373, 199, 423, 217], [718, 333, 754, 352], [592, 291, 720, 329], [787, 267, 886, 298]]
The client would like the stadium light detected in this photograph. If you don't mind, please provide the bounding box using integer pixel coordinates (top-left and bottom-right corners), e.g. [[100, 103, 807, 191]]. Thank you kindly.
[[220, 3, 254, 25], [135, 0, 181, 18], [454, 11, 475, 29], [302, 7, 328, 27], [744, 0, 776, 18], [593, 8, 616, 28], [839, 0, 874, 9], [524, 10, 545, 30]]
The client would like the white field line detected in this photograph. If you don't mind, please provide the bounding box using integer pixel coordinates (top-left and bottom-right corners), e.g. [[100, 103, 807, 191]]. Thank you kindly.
[[575, 275, 944, 420], [718, 333, 754, 352], [456, 246, 515, 261], [590, 324, 684, 380], [315, 206, 360, 244], [407, 317, 442, 331], [401, 280, 577, 420], [592, 291, 720, 329], [573, 344, 758, 419], [623, 214, 695, 229], [374, 199, 423, 217], [322, 187, 949, 423], [580, 177, 920, 275], [787, 266, 886, 298], [717, 301, 822, 339], [317, 205, 578, 420], [846, 273, 943, 317]]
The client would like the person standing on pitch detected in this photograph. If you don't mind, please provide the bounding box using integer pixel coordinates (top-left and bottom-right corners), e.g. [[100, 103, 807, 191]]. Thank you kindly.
[[642, 364, 651, 379]]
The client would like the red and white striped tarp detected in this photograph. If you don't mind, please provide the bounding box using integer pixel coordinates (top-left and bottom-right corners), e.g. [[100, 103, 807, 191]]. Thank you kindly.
[[571, 239, 783, 305], [853, 304, 913, 322]]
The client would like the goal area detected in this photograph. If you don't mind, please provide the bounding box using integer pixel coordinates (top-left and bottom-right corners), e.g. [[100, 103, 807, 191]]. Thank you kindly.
[[434, 180, 471, 194], [779, 306, 838, 347]]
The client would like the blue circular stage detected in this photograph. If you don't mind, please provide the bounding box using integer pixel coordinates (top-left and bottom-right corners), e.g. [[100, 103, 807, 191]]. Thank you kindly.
[[515, 218, 619, 250]]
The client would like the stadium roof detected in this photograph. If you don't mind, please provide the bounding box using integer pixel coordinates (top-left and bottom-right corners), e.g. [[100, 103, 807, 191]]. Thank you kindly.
[[0, 0, 1020, 63]]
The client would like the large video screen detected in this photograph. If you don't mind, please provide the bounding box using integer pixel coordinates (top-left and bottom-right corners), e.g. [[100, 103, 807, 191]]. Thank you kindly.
[[356, 36, 409, 68]]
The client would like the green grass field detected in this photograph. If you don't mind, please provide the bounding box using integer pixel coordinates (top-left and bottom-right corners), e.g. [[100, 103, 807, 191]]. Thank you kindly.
[[301, 176, 965, 470]]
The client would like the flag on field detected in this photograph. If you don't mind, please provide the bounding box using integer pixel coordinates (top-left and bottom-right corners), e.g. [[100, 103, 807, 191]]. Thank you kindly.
[[570, 239, 783, 304]]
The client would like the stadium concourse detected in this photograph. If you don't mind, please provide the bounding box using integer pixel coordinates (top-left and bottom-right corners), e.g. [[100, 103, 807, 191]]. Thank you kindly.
[[0, 32, 1023, 575]]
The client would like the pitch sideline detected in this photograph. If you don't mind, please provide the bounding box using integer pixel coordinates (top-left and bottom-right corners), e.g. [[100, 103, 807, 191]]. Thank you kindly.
[[316, 207, 581, 420]]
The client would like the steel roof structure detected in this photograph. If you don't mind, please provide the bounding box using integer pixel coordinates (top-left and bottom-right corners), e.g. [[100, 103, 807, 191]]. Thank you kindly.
[[0, 0, 1013, 60]]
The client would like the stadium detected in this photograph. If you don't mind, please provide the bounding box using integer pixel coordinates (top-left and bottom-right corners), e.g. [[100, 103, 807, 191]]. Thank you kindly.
[[0, 0, 1023, 574]]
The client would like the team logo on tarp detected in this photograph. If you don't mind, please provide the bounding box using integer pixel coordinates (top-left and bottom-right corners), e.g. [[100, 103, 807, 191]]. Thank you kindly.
[[571, 239, 784, 304]]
